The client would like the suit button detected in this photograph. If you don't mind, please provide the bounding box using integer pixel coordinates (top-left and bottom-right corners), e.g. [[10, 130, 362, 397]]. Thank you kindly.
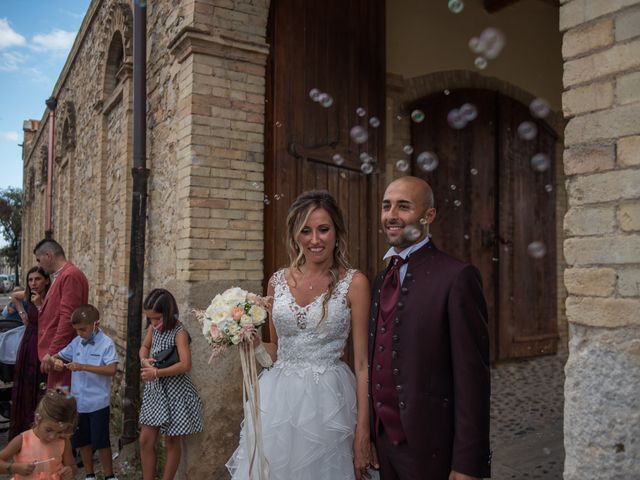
[[392, 350, 398, 359], [399, 401, 406, 409], [375, 384, 381, 391], [397, 302, 404, 310], [376, 364, 382, 371], [393, 369, 399, 376], [401, 287, 408, 295], [378, 345, 384, 352], [380, 327, 386, 333], [395, 385, 403, 392], [394, 318, 400, 325], [392, 334, 399, 343]]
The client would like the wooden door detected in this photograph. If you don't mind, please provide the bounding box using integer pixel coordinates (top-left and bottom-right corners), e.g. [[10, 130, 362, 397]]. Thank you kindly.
[[265, 0, 386, 329], [410, 89, 557, 361]]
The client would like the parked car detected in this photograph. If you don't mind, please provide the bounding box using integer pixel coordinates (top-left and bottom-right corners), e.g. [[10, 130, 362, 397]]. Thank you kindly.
[[0, 275, 11, 293]]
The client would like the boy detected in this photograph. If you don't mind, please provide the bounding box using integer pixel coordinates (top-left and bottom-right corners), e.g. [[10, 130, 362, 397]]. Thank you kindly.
[[1, 286, 25, 321], [53, 304, 118, 480]]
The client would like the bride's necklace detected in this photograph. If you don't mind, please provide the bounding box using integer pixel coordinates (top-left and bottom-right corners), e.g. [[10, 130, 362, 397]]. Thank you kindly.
[[292, 270, 329, 329]]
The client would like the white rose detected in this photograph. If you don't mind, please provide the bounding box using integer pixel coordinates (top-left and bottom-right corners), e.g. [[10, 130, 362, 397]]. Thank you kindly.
[[240, 314, 253, 326], [226, 321, 241, 336], [211, 310, 230, 325], [249, 305, 267, 325], [221, 287, 247, 306]]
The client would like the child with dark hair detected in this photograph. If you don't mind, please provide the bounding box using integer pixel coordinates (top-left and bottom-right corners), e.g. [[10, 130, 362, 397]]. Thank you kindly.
[[52, 305, 118, 480], [138, 289, 203, 480], [0, 388, 77, 479]]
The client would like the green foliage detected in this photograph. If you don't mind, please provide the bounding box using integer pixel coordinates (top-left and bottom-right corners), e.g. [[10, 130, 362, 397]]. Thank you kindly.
[[0, 187, 23, 278]]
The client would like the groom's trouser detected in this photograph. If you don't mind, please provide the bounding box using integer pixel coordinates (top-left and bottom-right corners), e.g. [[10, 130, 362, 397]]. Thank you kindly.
[[376, 426, 424, 480]]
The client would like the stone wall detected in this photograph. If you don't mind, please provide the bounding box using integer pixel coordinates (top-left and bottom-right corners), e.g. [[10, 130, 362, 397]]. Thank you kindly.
[[560, 1, 640, 478]]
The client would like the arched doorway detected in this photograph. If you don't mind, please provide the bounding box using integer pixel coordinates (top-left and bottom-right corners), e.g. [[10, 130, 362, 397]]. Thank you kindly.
[[410, 88, 558, 361]]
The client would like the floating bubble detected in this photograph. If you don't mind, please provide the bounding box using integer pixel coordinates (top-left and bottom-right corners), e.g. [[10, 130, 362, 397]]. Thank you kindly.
[[527, 241, 547, 259], [468, 36, 485, 54], [274, 193, 283, 200], [480, 27, 506, 59], [332, 153, 345, 166], [530, 98, 550, 118], [318, 93, 334, 108], [396, 114, 403, 121], [40, 382, 47, 390], [251, 182, 260, 189], [530, 153, 551, 172], [545, 184, 553, 193], [411, 109, 425, 123], [454, 199, 462, 207], [448, 0, 464, 14], [395, 159, 410, 172], [360, 163, 374, 174], [309, 88, 321, 101], [464, 234, 470, 240], [416, 151, 439, 172], [275, 121, 283, 128], [403, 225, 421, 242], [369, 116, 381, 128], [447, 109, 467, 129], [360, 152, 372, 163], [543, 447, 552, 456], [356, 107, 367, 117], [450, 184, 457, 190], [263, 196, 270, 205], [350, 126, 369, 144], [460, 103, 478, 121], [402, 144, 414, 155], [470, 168, 478, 175], [517, 121, 538, 140], [474, 56, 488, 70], [443, 89, 451, 96]]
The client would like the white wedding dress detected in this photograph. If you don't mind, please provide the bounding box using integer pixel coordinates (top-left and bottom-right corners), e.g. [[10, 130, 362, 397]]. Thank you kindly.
[[227, 268, 359, 480]]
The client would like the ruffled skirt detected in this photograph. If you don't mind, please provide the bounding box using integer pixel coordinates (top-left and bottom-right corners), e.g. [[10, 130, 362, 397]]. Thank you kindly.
[[227, 361, 358, 480]]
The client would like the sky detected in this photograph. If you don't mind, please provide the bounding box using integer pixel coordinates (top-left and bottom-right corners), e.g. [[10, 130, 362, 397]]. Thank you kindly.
[[0, 0, 90, 190]]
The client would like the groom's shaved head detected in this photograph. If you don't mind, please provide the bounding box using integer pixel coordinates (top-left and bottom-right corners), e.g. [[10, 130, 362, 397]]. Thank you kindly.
[[386, 176, 434, 210]]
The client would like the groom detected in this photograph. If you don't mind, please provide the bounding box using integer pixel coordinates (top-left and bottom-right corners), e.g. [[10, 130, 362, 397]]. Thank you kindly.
[[368, 176, 491, 480]]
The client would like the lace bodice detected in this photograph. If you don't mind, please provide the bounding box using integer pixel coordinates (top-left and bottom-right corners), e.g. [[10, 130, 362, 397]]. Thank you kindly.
[[270, 269, 356, 378]]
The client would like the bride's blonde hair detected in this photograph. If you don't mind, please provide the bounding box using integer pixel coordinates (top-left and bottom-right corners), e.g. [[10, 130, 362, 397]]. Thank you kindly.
[[286, 191, 350, 321]]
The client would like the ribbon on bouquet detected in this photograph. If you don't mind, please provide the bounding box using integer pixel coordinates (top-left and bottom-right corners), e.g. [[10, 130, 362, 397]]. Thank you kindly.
[[239, 341, 269, 480]]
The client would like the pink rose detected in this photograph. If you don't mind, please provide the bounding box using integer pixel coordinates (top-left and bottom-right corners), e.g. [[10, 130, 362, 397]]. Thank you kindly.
[[231, 306, 244, 321], [210, 324, 224, 342]]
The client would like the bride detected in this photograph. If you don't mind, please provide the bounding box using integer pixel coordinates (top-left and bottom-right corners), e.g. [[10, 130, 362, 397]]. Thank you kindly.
[[227, 190, 376, 479]]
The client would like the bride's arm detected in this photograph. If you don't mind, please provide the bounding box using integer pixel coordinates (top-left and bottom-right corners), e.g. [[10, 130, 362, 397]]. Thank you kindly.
[[349, 271, 374, 478]]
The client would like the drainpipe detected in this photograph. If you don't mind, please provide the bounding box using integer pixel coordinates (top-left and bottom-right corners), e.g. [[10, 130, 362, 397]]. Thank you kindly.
[[44, 97, 57, 240], [121, 0, 149, 447]]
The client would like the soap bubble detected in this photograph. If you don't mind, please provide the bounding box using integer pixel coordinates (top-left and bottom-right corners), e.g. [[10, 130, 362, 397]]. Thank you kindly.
[[360, 152, 372, 163], [416, 151, 439, 172], [545, 184, 553, 192], [360, 163, 374, 174], [460, 103, 478, 121], [403, 225, 421, 242], [480, 27, 506, 59], [530, 98, 550, 118], [309, 88, 321, 101], [274, 193, 283, 200], [454, 199, 462, 207], [470, 168, 478, 175], [517, 121, 538, 140], [369, 116, 381, 128], [40, 382, 47, 390], [356, 107, 367, 117], [395, 159, 410, 172], [402, 144, 414, 155], [474, 56, 488, 70], [443, 89, 451, 96], [411, 109, 425, 123], [448, 0, 464, 14], [275, 121, 282, 128], [450, 184, 457, 190], [332, 153, 345, 166], [527, 241, 547, 259], [318, 93, 333, 108], [468, 36, 485, 54], [530, 153, 551, 172], [447, 109, 467, 129], [350, 126, 369, 144], [263, 196, 270, 205]]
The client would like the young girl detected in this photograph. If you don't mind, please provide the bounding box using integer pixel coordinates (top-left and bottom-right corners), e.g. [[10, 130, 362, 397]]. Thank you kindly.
[[138, 289, 203, 480], [0, 388, 77, 479]]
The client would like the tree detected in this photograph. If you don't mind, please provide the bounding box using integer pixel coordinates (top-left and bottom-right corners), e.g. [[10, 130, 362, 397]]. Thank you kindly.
[[0, 187, 22, 286]]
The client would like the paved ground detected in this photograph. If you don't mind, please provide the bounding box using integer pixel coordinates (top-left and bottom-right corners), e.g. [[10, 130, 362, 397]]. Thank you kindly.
[[490, 352, 566, 479]]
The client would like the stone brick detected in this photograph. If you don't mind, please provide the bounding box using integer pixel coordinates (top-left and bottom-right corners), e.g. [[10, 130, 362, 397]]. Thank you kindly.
[[563, 144, 615, 175], [565, 103, 640, 145], [618, 135, 640, 167], [615, 6, 640, 41], [564, 234, 640, 265], [564, 206, 616, 235], [617, 203, 640, 231], [616, 71, 640, 105], [567, 169, 640, 205], [562, 81, 614, 117], [563, 39, 640, 87], [566, 296, 640, 327], [560, 0, 639, 31], [562, 18, 614, 59], [617, 267, 640, 296], [564, 267, 617, 296]]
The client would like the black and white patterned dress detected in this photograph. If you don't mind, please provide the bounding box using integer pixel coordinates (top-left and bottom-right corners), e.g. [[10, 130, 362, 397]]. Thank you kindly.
[[139, 323, 204, 436]]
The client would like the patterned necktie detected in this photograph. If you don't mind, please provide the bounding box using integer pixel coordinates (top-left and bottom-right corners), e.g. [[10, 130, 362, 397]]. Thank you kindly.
[[379, 255, 406, 324]]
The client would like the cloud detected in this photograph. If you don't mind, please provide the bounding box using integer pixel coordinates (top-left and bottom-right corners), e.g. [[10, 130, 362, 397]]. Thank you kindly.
[[31, 29, 76, 52], [0, 50, 27, 71], [0, 132, 21, 142], [0, 18, 26, 49]]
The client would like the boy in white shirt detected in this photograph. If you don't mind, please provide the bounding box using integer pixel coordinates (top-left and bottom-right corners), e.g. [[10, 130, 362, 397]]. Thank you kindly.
[[53, 304, 118, 480]]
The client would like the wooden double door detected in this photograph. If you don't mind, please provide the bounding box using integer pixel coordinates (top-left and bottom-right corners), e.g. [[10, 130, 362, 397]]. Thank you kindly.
[[411, 89, 558, 361]]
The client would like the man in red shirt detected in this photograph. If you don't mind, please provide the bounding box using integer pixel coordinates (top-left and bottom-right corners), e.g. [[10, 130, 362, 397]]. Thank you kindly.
[[33, 239, 89, 388]]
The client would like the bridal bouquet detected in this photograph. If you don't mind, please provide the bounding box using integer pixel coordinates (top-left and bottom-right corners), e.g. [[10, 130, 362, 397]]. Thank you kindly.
[[199, 287, 269, 357]]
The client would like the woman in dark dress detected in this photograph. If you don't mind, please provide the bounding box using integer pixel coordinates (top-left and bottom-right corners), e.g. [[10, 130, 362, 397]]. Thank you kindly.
[[8, 266, 50, 439]]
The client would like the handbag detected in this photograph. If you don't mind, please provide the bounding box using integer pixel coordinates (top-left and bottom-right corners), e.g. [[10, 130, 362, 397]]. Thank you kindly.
[[152, 332, 191, 369]]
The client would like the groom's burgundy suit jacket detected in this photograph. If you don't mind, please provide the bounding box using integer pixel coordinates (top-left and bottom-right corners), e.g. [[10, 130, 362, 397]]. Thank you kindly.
[[368, 240, 491, 479]]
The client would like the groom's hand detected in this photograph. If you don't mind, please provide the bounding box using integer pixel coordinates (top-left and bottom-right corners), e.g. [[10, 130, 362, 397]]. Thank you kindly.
[[449, 471, 480, 480]]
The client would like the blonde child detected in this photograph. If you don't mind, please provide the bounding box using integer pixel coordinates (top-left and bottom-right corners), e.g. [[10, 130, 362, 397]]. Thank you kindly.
[[138, 289, 203, 480], [0, 388, 76, 479]]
